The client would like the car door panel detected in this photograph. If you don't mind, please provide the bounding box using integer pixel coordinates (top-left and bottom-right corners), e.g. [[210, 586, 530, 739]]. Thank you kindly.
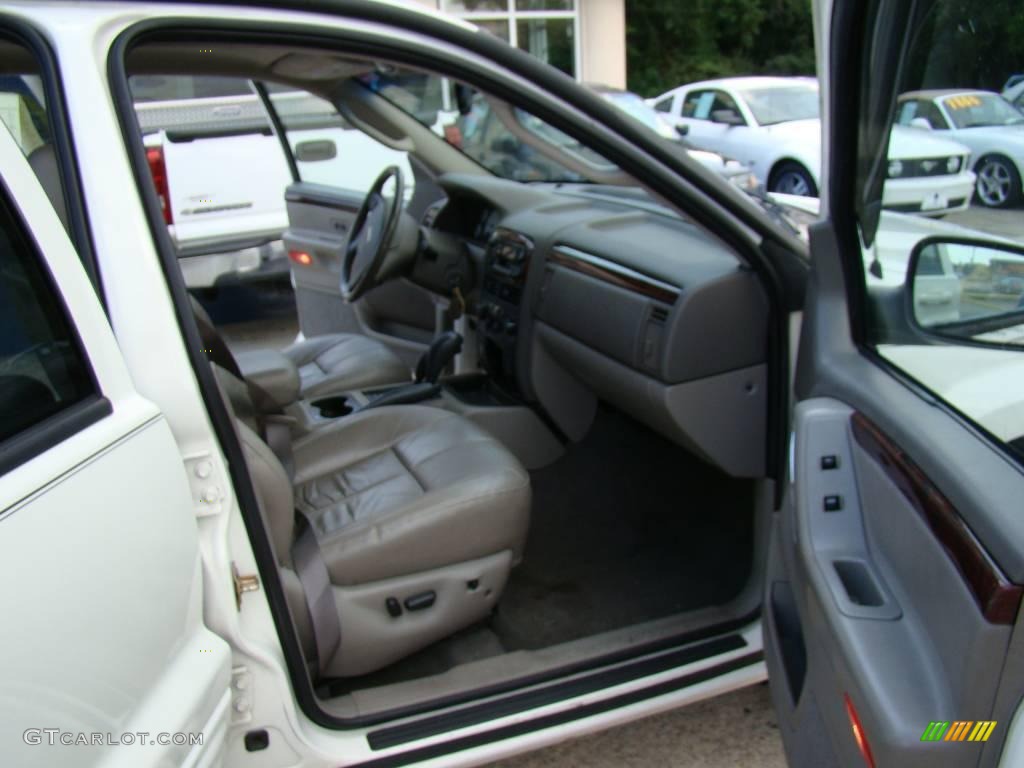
[[283, 181, 434, 364], [767, 394, 1015, 767]]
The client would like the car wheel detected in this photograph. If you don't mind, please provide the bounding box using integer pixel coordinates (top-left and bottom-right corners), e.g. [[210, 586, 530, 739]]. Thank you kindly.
[[768, 162, 819, 197], [974, 155, 1021, 208]]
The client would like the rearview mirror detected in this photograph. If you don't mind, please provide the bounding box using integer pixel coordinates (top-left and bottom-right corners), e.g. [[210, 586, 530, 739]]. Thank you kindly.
[[675, 123, 690, 137], [908, 237, 1024, 347], [710, 109, 744, 126], [294, 139, 336, 162], [909, 117, 933, 131]]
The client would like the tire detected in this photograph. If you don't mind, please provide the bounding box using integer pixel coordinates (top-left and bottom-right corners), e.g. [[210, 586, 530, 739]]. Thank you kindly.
[[768, 161, 819, 197], [973, 155, 1022, 209]]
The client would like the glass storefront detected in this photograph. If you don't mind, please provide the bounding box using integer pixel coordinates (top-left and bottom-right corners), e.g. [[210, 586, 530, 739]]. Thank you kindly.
[[442, 0, 579, 78]]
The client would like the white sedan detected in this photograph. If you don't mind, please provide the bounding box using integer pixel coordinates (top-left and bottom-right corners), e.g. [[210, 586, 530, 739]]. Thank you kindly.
[[589, 85, 758, 189], [650, 76, 976, 215], [897, 89, 1024, 208]]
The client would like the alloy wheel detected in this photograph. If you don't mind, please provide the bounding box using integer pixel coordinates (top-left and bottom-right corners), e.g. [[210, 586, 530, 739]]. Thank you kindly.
[[976, 159, 1014, 207], [774, 170, 813, 197]]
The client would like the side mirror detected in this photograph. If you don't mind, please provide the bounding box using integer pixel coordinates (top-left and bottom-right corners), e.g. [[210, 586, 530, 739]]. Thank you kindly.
[[908, 236, 1024, 347], [294, 139, 336, 162], [675, 123, 690, 137], [909, 117, 933, 131], [710, 109, 744, 126]]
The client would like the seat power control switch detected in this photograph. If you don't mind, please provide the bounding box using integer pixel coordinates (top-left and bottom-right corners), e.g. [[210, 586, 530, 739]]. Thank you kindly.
[[385, 597, 402, 618], [404, 591, 437, 611]]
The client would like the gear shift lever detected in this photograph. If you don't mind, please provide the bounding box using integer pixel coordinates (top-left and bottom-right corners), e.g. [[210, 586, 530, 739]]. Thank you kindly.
[[359, 332, 463, 412], [415, 331, 463, 384]]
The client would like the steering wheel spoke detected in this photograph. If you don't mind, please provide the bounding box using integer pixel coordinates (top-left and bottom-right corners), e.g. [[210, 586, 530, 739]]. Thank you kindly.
[[340, 166, 405, 301]]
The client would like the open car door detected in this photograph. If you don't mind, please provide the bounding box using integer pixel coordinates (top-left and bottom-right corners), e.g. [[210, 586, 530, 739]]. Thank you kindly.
[[764, 1, 1024, 766], [0, 104, 231, 768], [270, 84, 437, 366]]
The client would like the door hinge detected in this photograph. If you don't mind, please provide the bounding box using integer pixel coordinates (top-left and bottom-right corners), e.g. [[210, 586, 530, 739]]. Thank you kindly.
[[184, 451, 226, 518], [232, 562, 260, 609]]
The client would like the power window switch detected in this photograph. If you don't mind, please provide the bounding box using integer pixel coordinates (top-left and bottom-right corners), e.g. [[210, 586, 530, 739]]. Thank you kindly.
[[823, 495, 843, 512], [820, 455, 839, 470]]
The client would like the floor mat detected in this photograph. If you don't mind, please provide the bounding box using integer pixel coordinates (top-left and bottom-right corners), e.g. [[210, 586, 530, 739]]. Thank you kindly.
[[492, 405, 754, 651]]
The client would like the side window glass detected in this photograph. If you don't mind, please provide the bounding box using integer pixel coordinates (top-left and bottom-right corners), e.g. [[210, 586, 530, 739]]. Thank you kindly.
[[653, 96, 673, 114], [897, 101, 918, 125], [0, 192, 95, 451], [0, 62, 72, 238], [0, 75, 50, 157], [683, 91, 714, 120], [857, 0, 1024, 461], [921, 101, 948, 129], [269, 87, 413, 195], [713, 91, 741, 115]]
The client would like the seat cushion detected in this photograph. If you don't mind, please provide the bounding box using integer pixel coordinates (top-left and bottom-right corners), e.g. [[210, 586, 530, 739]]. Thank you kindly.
[[284, 333, 409, 397], [291, 405, 531, 586]]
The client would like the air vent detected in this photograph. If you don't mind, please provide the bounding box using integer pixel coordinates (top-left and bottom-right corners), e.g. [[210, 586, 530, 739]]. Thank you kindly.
[[650, 305, 670, 324]]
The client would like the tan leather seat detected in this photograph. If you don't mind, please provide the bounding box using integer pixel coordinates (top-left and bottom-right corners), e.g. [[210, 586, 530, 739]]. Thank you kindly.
[[237, 404, 531, 677], [284, 333, 410, 398], [189, 293, 409, 403]]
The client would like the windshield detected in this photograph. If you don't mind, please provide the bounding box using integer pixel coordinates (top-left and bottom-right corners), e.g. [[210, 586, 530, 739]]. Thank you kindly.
[[942, 93, 1024, 128], [360, 69, 620, 184], [738, 84, 819, 126]]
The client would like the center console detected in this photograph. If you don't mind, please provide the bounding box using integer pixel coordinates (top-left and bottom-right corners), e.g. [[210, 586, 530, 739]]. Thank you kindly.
[[478, 228, 532, 394], [280, 227, 563, 469]]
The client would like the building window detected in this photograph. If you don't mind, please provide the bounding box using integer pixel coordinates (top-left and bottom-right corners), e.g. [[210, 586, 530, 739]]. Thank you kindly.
[[442, 0, 579, 78]]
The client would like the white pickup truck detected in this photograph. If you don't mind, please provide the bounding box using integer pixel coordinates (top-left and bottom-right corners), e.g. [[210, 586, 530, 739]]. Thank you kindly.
[[132, 75, 412, 286]]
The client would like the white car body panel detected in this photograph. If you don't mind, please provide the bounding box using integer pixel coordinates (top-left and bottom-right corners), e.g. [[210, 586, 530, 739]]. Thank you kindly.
[[652, 77, 976, 214], [1, 3, 771, 767], [0, 114, 231, 768], [159, 129, 292, 244], [905, 93, 1024, 183]]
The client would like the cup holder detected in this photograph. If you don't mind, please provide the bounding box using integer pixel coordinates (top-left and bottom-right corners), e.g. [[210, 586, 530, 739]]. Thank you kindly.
[[312, 395, 353, 419]]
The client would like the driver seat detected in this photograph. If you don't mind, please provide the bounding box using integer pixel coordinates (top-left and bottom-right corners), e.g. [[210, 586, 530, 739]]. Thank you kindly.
[[283, 332, 410, 398], [190, 296, 410, 399]]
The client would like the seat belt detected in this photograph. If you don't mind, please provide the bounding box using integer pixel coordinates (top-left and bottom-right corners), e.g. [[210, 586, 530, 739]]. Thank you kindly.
[[191, 300, 245, 380], [291, 515, 342, 678], [262, 415, 296, 481]]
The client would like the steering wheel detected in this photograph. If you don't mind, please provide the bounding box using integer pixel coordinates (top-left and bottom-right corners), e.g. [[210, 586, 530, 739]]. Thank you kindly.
[[341, 165, 405, 302]]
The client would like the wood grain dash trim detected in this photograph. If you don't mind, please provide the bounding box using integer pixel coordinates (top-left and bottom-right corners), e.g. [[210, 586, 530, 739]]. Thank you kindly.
[[549, 247, 679, 304]]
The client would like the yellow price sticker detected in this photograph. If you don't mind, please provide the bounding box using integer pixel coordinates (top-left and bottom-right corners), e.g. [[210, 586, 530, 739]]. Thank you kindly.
[[944, 95, 981, 110]]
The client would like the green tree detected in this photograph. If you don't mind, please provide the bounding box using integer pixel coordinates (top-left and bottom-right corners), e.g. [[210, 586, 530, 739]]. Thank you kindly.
[[625, 0, 815, 97]]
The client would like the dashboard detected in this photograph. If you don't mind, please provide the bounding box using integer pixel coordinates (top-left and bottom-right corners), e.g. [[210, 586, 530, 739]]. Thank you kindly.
[[418, 173, 771, 478]]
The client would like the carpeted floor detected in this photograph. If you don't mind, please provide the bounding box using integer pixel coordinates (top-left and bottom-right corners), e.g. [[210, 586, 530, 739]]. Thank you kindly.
[[492, 405, 754, 651]]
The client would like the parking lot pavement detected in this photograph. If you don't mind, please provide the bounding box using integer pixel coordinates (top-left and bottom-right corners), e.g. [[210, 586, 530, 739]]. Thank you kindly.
[[487, 683, 786, 768], [945, 206, 1024, 243]]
